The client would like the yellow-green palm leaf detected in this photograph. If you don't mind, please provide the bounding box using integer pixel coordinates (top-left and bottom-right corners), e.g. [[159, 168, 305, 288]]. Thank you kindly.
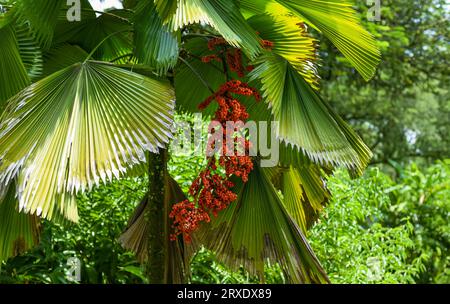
[[275, 0, 380, 80], [249, 53, 372, 174], [247, 13, 319, 88], [0, 61, 175, 222], [278, 165, 328, 233], [165, 0, 262, 59], [0, 24, 29, 105], [195, 163, 329, 283]]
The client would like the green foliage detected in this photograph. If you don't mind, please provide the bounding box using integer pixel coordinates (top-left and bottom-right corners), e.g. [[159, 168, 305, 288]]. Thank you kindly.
[[0, 178, 148, 284], [320, 0, 449, 165], [383, 161, 450, 283], [3, 159, 447, 284], [309, 168, 426, 283]]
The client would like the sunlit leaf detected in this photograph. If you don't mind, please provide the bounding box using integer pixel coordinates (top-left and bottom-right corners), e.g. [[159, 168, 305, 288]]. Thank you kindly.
[[247, 13, 319, 88], [0, 61, 175, 222], [134, 0, 179, 73], [0, 24, 29, 105], [275, 0, 380, 80], [195, 163, 330, 283], [249, 54, 372, 174]]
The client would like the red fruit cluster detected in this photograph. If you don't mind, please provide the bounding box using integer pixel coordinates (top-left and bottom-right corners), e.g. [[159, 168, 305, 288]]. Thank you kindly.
[[168, 200, 210, 242], [262, 39, 274, 50], [170, 38, 265, 242], [207, 37, 227, 50], [226, 48, 245, 77], [201, 54, 222, 63], [199, 80, 261, 112]]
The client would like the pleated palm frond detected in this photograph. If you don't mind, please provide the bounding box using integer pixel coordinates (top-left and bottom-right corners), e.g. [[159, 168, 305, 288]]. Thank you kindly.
[[165, 0, 262, 59], [247, 13, 319, 88], [15, 23, 43, 81], [0, 61, 175, 222], [249, 53, 372, 175], [119, 176, 194, 283], [240, 0, 291, 17], [165, 0, 211, 30], [14, 0, 64, 49], [0, 183, 40, 262], [175, 37, 225, 115], [134, 1, 180, 73], [40, 44, 88, 78], [54, 9, 133, 62], [194, 163, 329, 283], [275, 0, 380, 81], [154, 0, 179, 21], [271, 165, 329, 233], [53, 0, 97, 45], [0, 24, 29, 105]]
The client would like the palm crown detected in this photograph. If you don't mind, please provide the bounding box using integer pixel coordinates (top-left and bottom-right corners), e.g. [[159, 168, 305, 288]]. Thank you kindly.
[[0, 0, 380, 283]]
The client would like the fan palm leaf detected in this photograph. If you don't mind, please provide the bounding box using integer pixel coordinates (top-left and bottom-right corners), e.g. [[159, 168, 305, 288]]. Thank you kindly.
[[247, 13, 319, 88], [276, 165, 328, 233], [249, 53, 372, 174], [0, 24, 29, 105], [164, 0, 262, 59], [195, 163, 329, 283], [56, 10, 133, 62], [0, 61, 175, 222], [40, 44, 88, 78], [14, 0, 64, 49], [275, 0, 380, 80], [174, 37, 225, 115], [15, 23, 43, 81], [134, 1, 180, 73]]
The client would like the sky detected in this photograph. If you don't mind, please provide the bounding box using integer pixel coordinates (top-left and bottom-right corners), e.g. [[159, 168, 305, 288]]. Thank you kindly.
[[89, 0, 123, 12]]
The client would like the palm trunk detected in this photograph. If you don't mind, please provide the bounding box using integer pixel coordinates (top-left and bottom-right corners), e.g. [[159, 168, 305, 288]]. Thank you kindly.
[[145, 149, 169, 283]]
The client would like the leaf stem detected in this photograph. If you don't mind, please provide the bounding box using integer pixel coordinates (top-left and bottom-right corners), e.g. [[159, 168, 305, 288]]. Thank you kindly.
[[179, 57, 215, 95], [83, 29, 130, 63]]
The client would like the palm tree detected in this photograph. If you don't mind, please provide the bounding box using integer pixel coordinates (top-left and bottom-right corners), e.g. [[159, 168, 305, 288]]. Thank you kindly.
[[0, 0, 380, 283]]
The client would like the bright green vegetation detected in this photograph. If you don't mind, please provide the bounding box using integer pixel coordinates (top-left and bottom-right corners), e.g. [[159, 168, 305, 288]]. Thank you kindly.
[[0, 0, 448, 284], [1, 160, 448, 284]]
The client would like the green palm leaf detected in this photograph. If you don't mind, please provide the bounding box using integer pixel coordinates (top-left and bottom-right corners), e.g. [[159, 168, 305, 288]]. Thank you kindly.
[[277, 165, 328, 233], [175, 37, 226, 115], [165, 0, 213, 31], [134, 1, 180, 73], [195, 163, 329, 283], [154, 0, 179, 21], [0, 24, 29, 105], [0, 183, 40, 262], [249, 54, 372, 174], [14, 0, 64, 49], [0, 61, 175, 222], [166, 0, 262, 59], [15, 23, 43, 81], [275, 0, 380, 80], [247, 13, 319, 88], [41, 44, 88, 78], [193, 0, 262, 59], [54, 10, 133, 62]]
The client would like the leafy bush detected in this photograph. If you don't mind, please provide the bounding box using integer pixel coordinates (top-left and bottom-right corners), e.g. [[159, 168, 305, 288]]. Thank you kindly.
[[383, 161, 450, 283], [0, 178, 148, 284], [1, 161, 448, 283], [308, 168, 425, 283]]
